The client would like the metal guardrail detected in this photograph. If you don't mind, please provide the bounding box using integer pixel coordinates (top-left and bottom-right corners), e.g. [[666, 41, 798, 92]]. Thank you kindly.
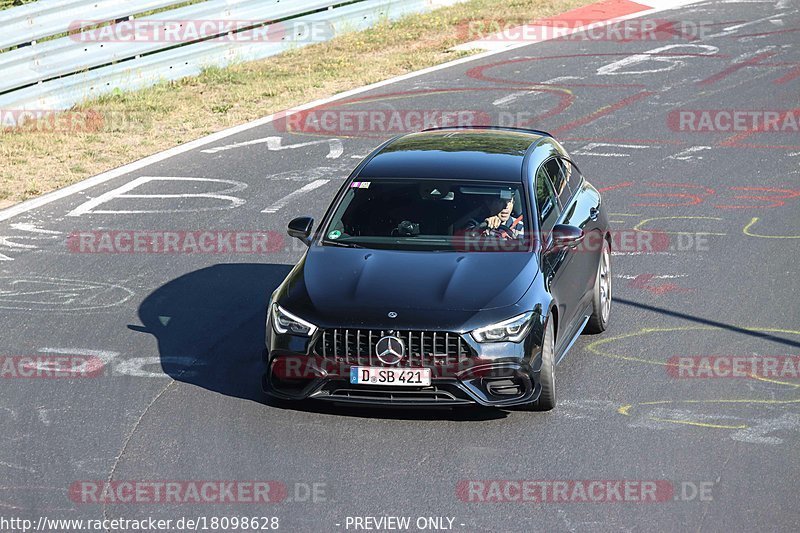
[[0, 0, 461, 111], [0, 0, 342, 94], [0, 0, 190, 50]]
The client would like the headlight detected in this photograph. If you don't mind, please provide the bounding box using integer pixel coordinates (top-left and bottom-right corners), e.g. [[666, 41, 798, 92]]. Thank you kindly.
[[470, 312, 534, 343], [271, 304, 318, 336]]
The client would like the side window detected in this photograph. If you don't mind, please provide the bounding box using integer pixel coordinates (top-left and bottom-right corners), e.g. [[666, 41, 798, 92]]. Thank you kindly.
[[563, 159, 583, 194], [535, 166, 561, 234], [543, 158, 570, 206]]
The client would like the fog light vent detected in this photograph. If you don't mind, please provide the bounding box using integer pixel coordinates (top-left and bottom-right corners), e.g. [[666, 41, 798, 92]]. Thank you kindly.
[[485, 378, 522, 396]]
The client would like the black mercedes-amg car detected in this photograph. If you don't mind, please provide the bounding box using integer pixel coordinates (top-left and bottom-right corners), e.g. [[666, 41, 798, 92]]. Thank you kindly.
[[263, 126, 610, 410]]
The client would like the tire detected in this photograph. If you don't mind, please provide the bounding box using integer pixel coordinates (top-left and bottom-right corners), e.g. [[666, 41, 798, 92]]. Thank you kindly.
[[585, 238, 611, 334], [519, 317, 556, 411]]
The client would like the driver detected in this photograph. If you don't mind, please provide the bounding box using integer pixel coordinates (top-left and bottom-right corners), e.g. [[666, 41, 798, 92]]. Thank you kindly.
[[463, 194, 525, 239]]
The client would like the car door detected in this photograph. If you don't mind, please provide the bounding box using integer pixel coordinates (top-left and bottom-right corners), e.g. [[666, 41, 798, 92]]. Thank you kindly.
[[548, 157, 602, 310], [535, 161, 583, 353]]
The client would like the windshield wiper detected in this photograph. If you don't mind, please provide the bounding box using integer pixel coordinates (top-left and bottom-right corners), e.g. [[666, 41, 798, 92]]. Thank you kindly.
[[322, 240, 365, 249]]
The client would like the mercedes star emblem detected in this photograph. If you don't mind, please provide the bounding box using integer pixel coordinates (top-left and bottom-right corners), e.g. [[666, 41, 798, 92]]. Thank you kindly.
[[375, 335, 405, 365]]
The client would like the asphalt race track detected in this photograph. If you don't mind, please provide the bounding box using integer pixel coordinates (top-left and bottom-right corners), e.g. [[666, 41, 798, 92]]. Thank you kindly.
[[1, 0, 798, 531]]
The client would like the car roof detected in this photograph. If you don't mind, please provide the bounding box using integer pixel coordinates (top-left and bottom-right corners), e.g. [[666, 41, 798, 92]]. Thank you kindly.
[[357, 128, 550, 182]]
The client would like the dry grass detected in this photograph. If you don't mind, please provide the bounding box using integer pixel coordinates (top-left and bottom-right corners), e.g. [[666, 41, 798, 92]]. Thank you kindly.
[[0, 0, 592, 204], [1, 0, 37, 10]]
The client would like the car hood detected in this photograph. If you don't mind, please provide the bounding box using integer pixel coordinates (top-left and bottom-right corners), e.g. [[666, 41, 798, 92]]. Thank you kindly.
[[281, 246, 538, 321]]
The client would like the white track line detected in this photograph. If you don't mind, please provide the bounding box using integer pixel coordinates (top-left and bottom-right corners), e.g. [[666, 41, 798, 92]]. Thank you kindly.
[[261, 179, 330, 214]]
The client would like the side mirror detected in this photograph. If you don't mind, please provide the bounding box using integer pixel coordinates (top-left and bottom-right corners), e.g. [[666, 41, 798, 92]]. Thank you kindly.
[[287, 216, 314, 246], [550, 224, 584, 248]]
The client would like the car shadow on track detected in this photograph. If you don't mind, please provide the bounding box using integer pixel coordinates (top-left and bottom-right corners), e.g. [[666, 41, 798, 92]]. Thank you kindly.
[[130, 262, 509, 421], [130, 263, 289, 403]]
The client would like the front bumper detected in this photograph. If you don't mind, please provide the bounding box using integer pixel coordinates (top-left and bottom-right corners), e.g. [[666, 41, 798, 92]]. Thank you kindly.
[[263, 335, 543, 408]]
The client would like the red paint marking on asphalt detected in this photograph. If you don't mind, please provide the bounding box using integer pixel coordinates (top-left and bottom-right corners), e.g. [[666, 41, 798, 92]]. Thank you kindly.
[[632, 193, 704, 207], [773, 64, 800, 85], [697, 51, 777, 86], [718, 107, 800, 147], [462, 0, 653, 47], [465, 52, 729, 86], [329, 86, 528, 106], [543, 0, 653, 27], [598, 182, 635, 193], [535, 82, 649, 88], [634, 182, 716, 208], [552, 91, 653, 135], [647, 182, 715, 193], [713, 187, 800, 209], [629, 274, 693, 295]]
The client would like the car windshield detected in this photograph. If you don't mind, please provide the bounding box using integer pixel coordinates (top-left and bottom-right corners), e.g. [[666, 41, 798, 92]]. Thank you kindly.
[[322, 178, 531, 252]]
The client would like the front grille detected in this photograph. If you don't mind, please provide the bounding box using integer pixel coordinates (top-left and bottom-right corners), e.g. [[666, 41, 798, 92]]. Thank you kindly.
[[315, 329, 474, 368]]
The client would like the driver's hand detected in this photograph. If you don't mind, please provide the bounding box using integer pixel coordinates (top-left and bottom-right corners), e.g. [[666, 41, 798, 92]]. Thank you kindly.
[[485, 216, 502, 229]]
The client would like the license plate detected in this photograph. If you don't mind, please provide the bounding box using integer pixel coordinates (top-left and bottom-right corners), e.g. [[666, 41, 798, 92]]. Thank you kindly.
[[350, 367, 431, 386]]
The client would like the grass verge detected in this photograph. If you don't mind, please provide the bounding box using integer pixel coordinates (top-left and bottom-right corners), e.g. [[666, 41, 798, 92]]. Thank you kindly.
[[0, 0, 593, 205], [1, 0, 37, 10]]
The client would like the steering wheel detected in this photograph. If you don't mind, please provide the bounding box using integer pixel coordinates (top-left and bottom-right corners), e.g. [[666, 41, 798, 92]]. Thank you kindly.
[[494, 223, 514, 239], [463, 219, 514, 239], [463, 218, 488, 237]]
